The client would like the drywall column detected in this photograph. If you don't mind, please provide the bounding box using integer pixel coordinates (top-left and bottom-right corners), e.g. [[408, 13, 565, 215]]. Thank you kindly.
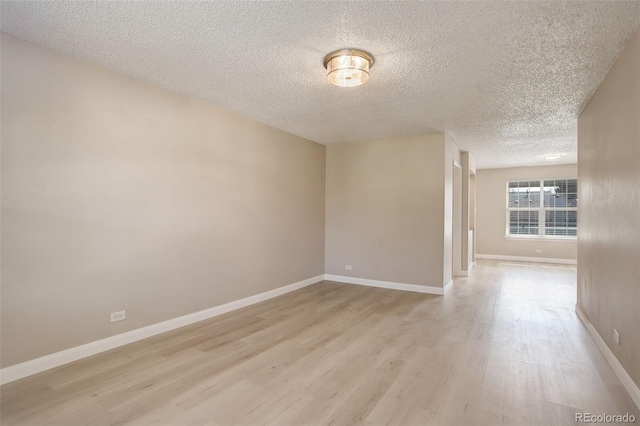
[[469, 172, 477, 266], [461, 151, 477, 274], [443, 136, 462, 286]]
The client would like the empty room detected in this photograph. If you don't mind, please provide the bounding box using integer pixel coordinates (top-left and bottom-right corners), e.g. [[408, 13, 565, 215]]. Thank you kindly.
[[1, 2, 639, 425]]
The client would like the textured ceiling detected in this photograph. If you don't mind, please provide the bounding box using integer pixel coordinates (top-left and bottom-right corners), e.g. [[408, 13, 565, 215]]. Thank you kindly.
[[2, 2, 639, 169]]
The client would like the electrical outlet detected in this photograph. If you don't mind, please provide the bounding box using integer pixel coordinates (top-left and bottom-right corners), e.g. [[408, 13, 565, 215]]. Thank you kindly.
[[111, 310, 126, 323], [535, 249, 542, 253], [345, 265, 353, 271], [613, 328, 620, 345]]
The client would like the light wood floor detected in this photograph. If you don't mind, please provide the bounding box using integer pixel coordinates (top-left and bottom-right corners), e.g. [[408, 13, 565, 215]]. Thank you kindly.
[[1, 261, 638, 425]]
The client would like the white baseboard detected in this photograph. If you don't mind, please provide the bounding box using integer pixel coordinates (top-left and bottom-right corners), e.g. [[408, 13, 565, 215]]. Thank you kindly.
[[476, 254, 576, 265], [324, 274, 449, 296], [0, 274, 325, 385], [575, 304, 640, 410], [458, 262, 475, 276], [443, 279, 453, 294]]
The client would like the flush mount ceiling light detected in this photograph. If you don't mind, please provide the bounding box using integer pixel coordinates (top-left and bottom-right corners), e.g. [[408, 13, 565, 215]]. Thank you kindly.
[[544, 154, 563, 160], [323, 49, 374, 87]]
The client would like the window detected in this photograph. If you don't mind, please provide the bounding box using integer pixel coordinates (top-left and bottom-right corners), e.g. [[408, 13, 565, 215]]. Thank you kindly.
[[507, 178, 577, 238]]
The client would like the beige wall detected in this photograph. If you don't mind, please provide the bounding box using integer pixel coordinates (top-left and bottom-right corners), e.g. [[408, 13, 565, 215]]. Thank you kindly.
[[476, 164, 578, 260], [0, 35, 326, 368], [325, 134, 454, 288], [577, 29, 640, 388]]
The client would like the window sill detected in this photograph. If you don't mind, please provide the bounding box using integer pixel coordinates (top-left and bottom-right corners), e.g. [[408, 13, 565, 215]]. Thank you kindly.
[[504, 235, 577, 242]]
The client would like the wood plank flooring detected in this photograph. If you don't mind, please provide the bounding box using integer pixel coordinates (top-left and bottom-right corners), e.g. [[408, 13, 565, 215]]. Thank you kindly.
[[1, 260, 638, 425]]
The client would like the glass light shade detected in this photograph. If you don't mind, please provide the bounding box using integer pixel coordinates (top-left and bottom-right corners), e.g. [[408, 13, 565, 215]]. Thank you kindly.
[[324, 49, 374, 87]]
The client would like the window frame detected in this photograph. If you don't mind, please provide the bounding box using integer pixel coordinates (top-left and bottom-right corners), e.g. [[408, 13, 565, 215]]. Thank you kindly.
[[505, 177, 577, 240]]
